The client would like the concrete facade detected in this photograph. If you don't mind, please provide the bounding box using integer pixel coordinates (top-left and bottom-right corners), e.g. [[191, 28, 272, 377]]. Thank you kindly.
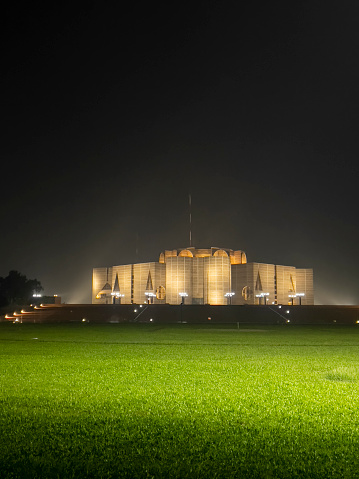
[[92, 247, 313, 305]]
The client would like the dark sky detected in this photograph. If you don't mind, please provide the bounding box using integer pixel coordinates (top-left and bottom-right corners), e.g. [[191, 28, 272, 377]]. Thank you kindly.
[[2, 1, 359, 304]]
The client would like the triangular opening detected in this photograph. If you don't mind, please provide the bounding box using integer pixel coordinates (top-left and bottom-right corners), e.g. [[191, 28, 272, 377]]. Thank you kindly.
[[289, 274, 295, 292], [146, 270, 153, 291], [255, 271, 263, 291], [113, 273, 120, 293]]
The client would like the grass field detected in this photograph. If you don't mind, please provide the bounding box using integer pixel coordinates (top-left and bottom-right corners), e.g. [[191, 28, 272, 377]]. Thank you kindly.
[[1, 322, 359, 478]]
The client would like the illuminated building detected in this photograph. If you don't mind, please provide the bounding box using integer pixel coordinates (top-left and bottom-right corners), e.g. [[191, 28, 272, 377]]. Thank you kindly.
[[92, 247, 313, 306]]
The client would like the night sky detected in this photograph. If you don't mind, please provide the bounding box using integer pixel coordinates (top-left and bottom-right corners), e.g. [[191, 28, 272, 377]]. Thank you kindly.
[[2, 1, 359, 304]]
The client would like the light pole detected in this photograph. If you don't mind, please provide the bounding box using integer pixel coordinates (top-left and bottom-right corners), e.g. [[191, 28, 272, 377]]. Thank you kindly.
[[111, 292, 124, 304], [145, 292, 156, 304], [288, 294, 296, 306], [179, 292, 188, 305], [255, 292, 269, 305], [225, 292, 235, 305], [179, 292, 188, 323], [296, 293, 305, 305]]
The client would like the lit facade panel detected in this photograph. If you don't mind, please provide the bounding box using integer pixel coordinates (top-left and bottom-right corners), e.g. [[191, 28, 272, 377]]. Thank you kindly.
[[204, 256, 231, 305], [231, 263, 314, 305], [92, 246, 314, 305], [112, 264, 132, 304], [296, 269, 314, 305], [192, 257, 205, 304], [165, 257, 193, 305], [275, 265, 296, 305], [132, 262, 166, 304], [92, 267, 113, 304]]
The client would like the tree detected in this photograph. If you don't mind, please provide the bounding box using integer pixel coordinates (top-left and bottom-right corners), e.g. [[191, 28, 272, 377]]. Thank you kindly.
[[0, 271, 43, 306]]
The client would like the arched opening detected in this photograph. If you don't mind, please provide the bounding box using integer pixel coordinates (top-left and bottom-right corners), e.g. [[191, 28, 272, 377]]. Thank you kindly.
[[213, 249, 228, 258], [178, 249, 194, 258]]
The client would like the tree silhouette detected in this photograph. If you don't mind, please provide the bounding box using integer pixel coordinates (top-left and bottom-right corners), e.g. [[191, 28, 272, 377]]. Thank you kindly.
[[0, 271, 43, 306]]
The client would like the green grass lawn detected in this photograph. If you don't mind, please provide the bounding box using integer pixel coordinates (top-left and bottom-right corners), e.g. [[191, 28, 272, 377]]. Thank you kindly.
[[1, 322, 359, 478]]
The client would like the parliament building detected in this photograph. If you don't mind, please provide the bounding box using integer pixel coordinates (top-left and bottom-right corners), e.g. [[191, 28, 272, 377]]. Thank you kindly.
[[92, 247, 314, 306]]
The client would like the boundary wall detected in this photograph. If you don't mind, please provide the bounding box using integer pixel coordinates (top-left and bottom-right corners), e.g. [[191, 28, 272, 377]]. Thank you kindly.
[[4, 304, 359, 325]]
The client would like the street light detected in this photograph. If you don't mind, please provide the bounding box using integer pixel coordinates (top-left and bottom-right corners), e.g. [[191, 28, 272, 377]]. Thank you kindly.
[[225, 292, 235, 305], [296, 293, 305, 305], [288, 294, 296, 306], [288, 293, 305, 305], [255, 292, 269, 305], [179, 292, 188, 305], [111, 292, 124, 304], [145, 292, 156, 304]]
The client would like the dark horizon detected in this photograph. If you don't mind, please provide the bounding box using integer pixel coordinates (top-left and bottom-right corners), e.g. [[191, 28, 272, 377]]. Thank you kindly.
[[2, 1, 359, 305]]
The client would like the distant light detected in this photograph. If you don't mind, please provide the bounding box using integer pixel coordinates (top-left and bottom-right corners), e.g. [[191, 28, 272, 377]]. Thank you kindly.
[[286, 319, 290, 323], [140, 305, 143, 308], [149, 318, 153, 322], [54, 294, 58, 297], [286, 310, 290, 314], [356, 320, 359, 324], [82, 318, 86, 322], [278, 305, 282, 309], [33, 293, 42, 297], [134, 309, 137, 313]]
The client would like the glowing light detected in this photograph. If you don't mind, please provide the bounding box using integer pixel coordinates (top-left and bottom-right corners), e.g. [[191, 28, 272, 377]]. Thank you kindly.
[[149, 318, 153, 322], [32, 293, 42, 297], [134, 309, 137, 313], [286, 310, 290, 314], [82, 318, 86, 322]]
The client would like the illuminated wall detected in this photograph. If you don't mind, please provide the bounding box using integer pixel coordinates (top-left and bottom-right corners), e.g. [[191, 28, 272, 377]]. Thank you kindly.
[[165, 257, 193, 305], [132, 262, 166, 304], [92, 267, 113, 304], [92, 246, 314, 305], [296, 269, 314, 305], [231, 263, 313, 305], [204, 255, 231, 305]]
